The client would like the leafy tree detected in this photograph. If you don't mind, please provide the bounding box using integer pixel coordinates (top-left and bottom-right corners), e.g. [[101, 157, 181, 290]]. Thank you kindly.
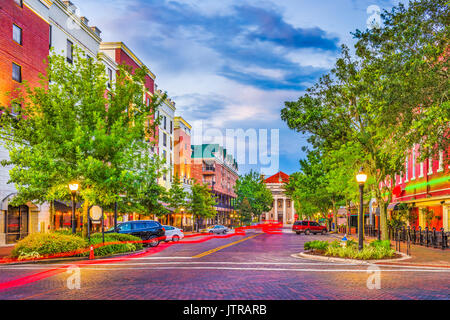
[[167, 175, 188, 213], [0, 48, 165, 231], [282, 0, 449, 240], [188, 182, 217, 231], [239, 197, 253, 225], [124, 149, 169, 218], [353, 0, 449, 163], [234, 170, 273, 219]]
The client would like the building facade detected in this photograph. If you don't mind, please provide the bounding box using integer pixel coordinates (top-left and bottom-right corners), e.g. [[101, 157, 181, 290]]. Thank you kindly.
[[191, 144, 239, 226], [173, 116, 193, 191], [261, 171, 296, 227], [0, 0, 107, 244], [388, 146, 450, 231]]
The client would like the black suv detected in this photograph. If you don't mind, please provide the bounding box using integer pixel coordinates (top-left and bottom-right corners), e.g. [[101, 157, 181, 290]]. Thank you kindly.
[[106, 220, 165, 247]]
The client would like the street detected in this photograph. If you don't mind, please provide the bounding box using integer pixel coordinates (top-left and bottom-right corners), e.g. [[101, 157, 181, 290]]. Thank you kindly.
[[0, 230, 448, 300]]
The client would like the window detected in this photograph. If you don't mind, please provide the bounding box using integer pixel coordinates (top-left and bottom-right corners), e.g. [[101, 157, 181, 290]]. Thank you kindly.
[[163, 133, 167, 147], [118, 223, 131, 232], [428, 156, 433, 175], [411, 147, 416, 179], [11, 101, 21, 115], [170, 138, 172, 150], [66, 40, 73, 63], [12, 63, 21, 82], [49, 25, 52, 49], [404, 156, 409, 182], [107, 68, 112, 88], [13, 24, 22, 45], [419, 161, 424, 178], [14, 0, 23, 7], [170, 121, 173, 134], [163, 116, 167, 129], [438, 151, 444, 172]]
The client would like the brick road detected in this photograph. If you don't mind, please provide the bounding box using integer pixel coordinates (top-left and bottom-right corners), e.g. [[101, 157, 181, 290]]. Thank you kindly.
[[0, 230, 448, 300]]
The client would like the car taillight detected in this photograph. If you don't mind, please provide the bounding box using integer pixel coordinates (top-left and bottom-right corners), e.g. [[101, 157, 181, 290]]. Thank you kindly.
[[162, 227, 165, 232], [180, 230, 183, 233]]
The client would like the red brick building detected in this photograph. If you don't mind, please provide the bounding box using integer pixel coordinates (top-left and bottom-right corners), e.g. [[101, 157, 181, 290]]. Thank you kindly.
[[0, 0, 49, 108], [191, 144, 239, 226], [387, 146, 450, 231]]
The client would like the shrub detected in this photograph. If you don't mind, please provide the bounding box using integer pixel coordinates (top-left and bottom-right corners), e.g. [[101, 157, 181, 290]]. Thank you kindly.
[[304, 240, 329, 251], [87, 233, 143, 256], [370, 240, 391, 251], [11, 232, 88, 259], [325, 244, 395, 260]]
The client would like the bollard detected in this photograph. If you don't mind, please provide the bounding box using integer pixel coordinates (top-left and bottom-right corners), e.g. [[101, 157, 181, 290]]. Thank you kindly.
[[89, 245, 95, 260], [425, 227, 429, 247]]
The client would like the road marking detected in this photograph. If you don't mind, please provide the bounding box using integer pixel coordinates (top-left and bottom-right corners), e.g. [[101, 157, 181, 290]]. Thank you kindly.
[[192, 233, 262, 258], [0, 261, 360, 269], [2, 266, 447, 272]]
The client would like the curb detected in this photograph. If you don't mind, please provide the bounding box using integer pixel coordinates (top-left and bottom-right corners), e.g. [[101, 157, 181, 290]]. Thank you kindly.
[[0, 249, 147, 266], [292, 251, 411, 265]]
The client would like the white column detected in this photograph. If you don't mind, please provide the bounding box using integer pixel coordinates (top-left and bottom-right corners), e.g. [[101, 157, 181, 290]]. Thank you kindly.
[[283, 198, 286, 225], [274, 197, 278, 221], [292, 199, 296, 220]]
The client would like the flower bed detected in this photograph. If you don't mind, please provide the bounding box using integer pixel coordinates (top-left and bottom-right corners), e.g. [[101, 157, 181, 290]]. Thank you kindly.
[[304, 239, 396, 260], [10, 232, 143, 260]]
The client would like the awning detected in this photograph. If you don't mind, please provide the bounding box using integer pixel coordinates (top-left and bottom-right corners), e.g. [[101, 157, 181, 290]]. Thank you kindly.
[[387, 202, 400, 210]]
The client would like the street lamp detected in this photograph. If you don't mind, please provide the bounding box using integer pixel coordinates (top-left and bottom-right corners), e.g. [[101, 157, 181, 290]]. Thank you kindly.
[[356, 167, 367, 251], [69, 183, 79, 234]]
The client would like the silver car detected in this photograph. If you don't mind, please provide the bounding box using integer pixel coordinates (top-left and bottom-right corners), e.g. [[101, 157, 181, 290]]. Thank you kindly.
[[208, 225, 228, 234]]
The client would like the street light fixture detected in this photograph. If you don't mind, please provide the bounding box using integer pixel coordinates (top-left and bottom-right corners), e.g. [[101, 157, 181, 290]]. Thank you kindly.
[[356, 167, 367, 251], [69, 183, 79, 234]]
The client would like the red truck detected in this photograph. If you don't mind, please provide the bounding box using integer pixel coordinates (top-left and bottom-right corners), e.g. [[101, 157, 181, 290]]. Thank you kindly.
[[292, 221, 327, 235]]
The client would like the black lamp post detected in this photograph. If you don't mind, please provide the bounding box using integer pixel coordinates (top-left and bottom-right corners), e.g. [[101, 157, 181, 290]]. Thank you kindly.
[[356, 168, 368, 251], [69, 183, 79, 234]]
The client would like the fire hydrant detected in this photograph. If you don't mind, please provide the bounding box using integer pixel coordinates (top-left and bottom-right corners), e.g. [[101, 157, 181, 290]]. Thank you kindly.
[[89, 245, 95, 260]]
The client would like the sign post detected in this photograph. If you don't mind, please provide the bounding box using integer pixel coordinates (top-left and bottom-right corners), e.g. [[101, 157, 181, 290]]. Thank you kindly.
[[88, 205, 104, 243]]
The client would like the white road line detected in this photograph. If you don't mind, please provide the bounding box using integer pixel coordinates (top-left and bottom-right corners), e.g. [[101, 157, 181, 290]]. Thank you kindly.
[[0, 261, 359, 269], [0, 266, 448, 272]]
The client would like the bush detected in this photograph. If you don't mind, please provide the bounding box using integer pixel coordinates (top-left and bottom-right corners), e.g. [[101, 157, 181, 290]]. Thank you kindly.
[[325, 245, 395, 260], [11, 232, 88, 259], [370, 240, 391, 251], [87, 233, 143, 257], [304, 240, 329, 251]]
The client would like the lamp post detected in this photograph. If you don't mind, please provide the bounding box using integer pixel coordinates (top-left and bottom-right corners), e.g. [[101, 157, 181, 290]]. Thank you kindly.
[[69, 183, 79, 234], [180, 207, 185, 229], [356, 168, 368, 251]]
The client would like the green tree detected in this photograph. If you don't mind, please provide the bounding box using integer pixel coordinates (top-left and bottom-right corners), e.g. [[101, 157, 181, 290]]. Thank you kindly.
[[234, 170, 273, 219], [0, 48, 165, 232], [167, 175, 188, 226], [239, 197, 253, 225], [188, 182, 217, 231], [125, 149, 169, 218]]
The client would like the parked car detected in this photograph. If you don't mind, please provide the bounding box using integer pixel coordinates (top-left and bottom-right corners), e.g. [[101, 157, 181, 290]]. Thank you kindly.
[[207, 225, 229, 234], [106, 220, 165, 247], [162, 225, 184, 242], [292, 221, 327, 235]]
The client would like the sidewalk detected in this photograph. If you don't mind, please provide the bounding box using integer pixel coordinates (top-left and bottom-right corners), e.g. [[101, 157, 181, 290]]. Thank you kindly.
[[0, 245, 14, 259], [333, 232, 450, 267]]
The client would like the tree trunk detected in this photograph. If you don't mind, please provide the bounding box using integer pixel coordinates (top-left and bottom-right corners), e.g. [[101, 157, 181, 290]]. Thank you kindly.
[[378, 197, 388, 241], [81, 200, 89, 238], [49, 200, 55, 231]]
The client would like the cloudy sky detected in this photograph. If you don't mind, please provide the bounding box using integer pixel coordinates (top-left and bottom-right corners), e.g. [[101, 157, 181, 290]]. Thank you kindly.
[[75, 0, 400, 176]]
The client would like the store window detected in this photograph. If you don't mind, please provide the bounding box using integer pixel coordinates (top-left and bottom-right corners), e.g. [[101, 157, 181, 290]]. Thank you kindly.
[[6, 205, 28, 244]]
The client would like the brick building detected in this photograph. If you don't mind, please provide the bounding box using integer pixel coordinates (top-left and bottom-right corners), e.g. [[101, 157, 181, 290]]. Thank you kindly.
[[191, 144, 239, 226], [0, 0, 104, 244], [387, 146, 450, 231]]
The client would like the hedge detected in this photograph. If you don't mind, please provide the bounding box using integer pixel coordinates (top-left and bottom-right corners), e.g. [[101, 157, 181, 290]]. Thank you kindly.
[[11, 233, 88, 259], [87, 233, 143, 257]]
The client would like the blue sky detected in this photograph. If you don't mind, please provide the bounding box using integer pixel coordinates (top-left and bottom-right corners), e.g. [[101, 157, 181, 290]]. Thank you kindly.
[[76, 0, 400, 176]]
